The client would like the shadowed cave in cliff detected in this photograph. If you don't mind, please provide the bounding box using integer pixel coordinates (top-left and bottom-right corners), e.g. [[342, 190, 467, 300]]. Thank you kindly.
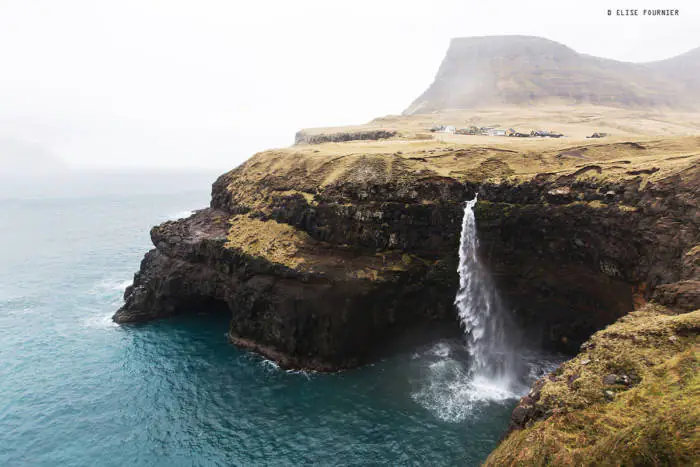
[[173, 295, 232, 318], [475, 221, 639, 354], [487, 262, 636, 354]]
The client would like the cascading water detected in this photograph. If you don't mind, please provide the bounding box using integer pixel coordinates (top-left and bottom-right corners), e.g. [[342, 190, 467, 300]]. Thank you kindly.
[[454, 195, 519, 389], [411, 195, 564, 422]]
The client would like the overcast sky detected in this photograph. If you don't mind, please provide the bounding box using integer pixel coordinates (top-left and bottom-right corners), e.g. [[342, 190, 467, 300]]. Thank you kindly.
[[0, 0, 698, 170]]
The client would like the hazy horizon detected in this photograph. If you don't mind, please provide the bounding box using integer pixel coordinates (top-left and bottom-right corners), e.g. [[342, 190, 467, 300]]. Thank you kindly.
[[1, 0, 699, 171]]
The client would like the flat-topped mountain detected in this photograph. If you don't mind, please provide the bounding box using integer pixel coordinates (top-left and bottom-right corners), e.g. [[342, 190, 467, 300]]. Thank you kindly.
[[404, 35, 700, 114]]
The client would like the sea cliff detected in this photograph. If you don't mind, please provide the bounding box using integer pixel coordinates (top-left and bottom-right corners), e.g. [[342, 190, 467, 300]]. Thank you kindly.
[[115, 136, 699, 363], [114, 133, 699, 463]]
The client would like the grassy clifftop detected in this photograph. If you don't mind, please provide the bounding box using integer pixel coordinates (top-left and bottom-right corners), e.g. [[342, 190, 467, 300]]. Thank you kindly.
[[223, 134, 700, 195], [484, 304, 699, 466], [212, 133, 699, 278]]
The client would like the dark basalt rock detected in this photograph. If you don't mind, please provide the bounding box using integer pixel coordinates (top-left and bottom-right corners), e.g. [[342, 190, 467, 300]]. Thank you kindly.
[[652, 280, 700, 312], [294, 130, 397, 145], [114, 206, 463, 371]]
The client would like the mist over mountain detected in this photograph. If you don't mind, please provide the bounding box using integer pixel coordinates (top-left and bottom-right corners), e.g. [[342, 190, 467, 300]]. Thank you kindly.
[[404, 35, 700, 114], [650, 46, 700, 97]]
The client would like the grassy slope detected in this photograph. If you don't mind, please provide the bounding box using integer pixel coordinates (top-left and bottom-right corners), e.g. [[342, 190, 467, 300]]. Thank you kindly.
[[231, 133, 700, 188], [484, 304, 700, 466], [304, 106, 700, 140]]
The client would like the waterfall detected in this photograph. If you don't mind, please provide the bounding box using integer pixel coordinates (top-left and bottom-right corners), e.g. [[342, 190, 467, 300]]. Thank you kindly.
[[411, 195, 562, 422], [455, 195, 519, 388]]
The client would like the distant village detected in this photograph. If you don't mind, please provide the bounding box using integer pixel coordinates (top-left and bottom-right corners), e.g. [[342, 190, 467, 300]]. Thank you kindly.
[[429, 125, 609, 139], [430, 124, 563, 138]]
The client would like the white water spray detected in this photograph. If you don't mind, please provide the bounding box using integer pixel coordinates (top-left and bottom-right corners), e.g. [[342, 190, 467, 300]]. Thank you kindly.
[[411, 195, 563, 422], [455, 195, 519, 389]]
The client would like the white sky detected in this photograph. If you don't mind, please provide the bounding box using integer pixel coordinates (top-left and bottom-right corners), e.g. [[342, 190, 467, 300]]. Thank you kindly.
[[0, 0, 698, 169]]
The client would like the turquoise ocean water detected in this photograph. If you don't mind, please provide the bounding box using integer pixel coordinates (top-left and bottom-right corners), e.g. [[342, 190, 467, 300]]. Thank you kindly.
[[0, 175, 555, 466]]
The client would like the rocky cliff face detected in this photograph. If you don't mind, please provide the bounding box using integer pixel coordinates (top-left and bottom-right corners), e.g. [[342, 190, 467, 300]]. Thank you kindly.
[[294, 129, 397, 145], [115, 158, 470, 370], [114, 137, 700, 371]]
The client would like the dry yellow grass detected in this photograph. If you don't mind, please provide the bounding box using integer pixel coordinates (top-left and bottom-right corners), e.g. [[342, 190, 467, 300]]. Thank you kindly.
[[302, 105, 700, 142], [224, 214, 413, 279], [484, 304, 700, 466], [268, 106, 700, 196], [227, 133, 700, 197], [225, 215, 311, 269]]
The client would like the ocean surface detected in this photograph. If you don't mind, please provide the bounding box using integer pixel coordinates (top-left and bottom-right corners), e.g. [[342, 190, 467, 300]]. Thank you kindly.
[[0, 172, 559, 466]]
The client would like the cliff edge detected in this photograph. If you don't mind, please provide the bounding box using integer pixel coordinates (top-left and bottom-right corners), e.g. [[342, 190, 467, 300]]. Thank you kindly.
[[114, 136, 700, 374]]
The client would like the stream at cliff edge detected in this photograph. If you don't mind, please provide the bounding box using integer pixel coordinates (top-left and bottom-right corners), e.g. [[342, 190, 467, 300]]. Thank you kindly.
[[0, 179, 560, 466]]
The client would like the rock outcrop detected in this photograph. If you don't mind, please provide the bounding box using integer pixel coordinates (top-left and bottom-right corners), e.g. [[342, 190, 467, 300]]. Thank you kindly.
[[294, 129, 397, 145], [114, 136, 700, 370]]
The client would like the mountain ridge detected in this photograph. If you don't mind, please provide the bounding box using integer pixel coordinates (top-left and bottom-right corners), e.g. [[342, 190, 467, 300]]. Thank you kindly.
[[404, 35, 700, 114]]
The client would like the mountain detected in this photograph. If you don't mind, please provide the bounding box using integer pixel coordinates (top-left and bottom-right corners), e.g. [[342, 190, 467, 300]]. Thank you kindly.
[[404, 35, 700, 114], [650, 45, 700, 97]]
